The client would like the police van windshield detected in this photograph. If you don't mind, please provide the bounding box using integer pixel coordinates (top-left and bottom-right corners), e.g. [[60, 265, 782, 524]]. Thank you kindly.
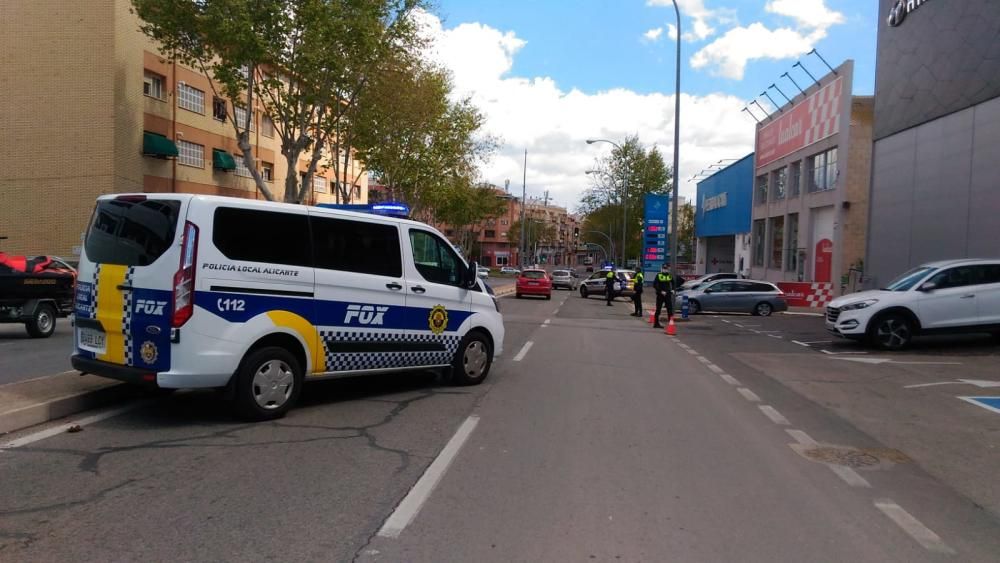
[[84, 198, 181, 266]]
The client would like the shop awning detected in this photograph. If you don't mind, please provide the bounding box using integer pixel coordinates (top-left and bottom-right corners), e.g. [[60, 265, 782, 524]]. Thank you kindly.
[[213, 149, 237, 171], [142, 132, 178, 159]]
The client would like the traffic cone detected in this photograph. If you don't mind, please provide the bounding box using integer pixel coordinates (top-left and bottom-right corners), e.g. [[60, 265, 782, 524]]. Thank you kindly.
[[647, 309, 656, 324], [665, 316, 677, 336]]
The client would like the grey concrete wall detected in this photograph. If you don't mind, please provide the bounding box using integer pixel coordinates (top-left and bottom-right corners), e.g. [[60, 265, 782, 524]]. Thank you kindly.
[[867, 95, 1000, 286]]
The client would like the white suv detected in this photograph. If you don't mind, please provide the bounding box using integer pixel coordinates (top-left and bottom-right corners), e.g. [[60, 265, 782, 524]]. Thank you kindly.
[[826, 259, 1000, 350]]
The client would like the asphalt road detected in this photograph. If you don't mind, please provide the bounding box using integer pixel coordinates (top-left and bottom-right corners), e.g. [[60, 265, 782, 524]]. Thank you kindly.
[[0, 321, 73, 385], [2, 292, 1000, 561]]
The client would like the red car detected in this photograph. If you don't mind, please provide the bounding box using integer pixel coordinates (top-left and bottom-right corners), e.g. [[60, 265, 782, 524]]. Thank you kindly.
[[516, 269, 552, 300]]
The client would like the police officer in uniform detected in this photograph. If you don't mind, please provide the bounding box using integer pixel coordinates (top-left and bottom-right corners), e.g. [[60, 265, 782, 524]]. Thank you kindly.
[[652, 264, 673, 328], [631, 270, 644, 316], [605, 268, 617, 306]]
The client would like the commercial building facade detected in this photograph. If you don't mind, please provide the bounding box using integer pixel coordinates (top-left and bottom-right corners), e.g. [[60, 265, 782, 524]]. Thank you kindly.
[[866, 0, 1000, 286], [1, 0, 366, 258], [750, 61, 873, 306], [694, 154, 754, 276]]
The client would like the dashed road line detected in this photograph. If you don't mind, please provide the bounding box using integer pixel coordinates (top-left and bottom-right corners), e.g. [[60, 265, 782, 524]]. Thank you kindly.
[[719, 373, 741, 386], [767, 334, 783, 339], [686, 349, 699, 356], [706, 364, 724, 374], [378, 415, 481, 538], [696, 356, 712, 365], [737, 388, 761, 402], [512, 341, 533, 362], [542, 319, 551, 327], [828, 464, 872, 488], [792, 340, 811, 347], [874, 499, 955, 554], [786, 429, 818, 447], [759, 405, 790, 425]]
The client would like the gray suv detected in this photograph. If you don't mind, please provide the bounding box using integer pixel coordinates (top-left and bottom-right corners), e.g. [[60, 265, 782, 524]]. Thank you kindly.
[[551, 269, 578, 290]]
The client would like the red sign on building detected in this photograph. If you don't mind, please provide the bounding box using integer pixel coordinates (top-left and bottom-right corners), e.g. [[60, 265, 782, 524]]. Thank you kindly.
[[755, 77, 843, 170]]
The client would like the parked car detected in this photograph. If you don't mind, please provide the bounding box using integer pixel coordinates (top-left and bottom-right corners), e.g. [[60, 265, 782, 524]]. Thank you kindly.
[[516, 269, 552, 299], [826, 259, 1000, 350], [676, 279, 787, 316], [500, 266, 520, 275], [680, 272, 738, 291], [477, 266, 490, 280], [579, 270, 633, 299], [551, 269, 578, 290], [0, 252, 76, 337]]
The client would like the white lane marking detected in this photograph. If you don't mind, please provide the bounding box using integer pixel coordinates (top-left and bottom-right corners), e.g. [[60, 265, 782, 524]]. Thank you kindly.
[[874, 500, 955, 554], [512, 342, 533, 362], [378, 415, 480, 538], [783, 311, 825, 317], [786, 429, 818, 447], [543, 319, 551, 325], [737, 388, 761, 402], [733, 323, 744, 328], [677, 343, 691, 350], [721, 319, 732, 324], [767, 334, 783, 339], [686, 349, 699, 356], [802, 340, 833, 345], [828, 464, 872, 488], [706, 364, 724, 374], [792, 340, 811, 347], [759, 405, 790, 425], [720, 373, 741, 386], [756, 330, 781, 333], [696, 356, 712, 364], [750, 330, 761, 334], [0, 401, 150, 450]]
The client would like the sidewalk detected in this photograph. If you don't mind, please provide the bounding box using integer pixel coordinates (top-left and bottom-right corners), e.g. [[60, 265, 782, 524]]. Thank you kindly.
[[0, 372, 137, 437]]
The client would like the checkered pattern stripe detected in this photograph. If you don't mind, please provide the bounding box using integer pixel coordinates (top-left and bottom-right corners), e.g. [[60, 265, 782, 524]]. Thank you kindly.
[[802, 77, 842, 145], [804, 282, 834, 308], [122, 266, 136, 366], [319, 329, 461, 373], [89, 264, 101, 318]]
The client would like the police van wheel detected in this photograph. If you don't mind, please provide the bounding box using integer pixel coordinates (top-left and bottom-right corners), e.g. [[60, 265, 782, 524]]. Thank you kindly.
[[234, 347, 303, 421], [451, 332, 492, 386], [26, 304, 57, 338]]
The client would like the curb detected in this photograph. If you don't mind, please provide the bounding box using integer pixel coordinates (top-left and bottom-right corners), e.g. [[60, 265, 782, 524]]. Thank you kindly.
[[494, 286, 517, 298], [0, 373, 139, 437]]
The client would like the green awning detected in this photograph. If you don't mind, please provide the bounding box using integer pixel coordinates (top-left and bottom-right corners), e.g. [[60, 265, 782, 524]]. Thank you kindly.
[[213, 149, 237, 171], [142, 132, 178, 159]]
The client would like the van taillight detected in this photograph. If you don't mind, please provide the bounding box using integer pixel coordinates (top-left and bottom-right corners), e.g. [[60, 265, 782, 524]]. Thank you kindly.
[[172, 221, 199, 328]]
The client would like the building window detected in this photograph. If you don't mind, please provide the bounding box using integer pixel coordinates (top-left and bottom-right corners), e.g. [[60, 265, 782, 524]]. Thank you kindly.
[[752, 220, 765, 267], [808, 147, 838, 192], [786, 213, 799, 272], [234, 105, 255, 131], [143, 71, 164, 99], [313, 176, 328, 193], [262, 115, 275, 137], [484, 230, 496, 238], [177, 140, 204, 168], [353, 185, 361, 200], [755, 175, 768, 205], [501, 232, 507, 238], [769, 216, 784, 270], [771, 167, 786, 201], [213, 97, 228, 121], [234, 154, 253, 177], [501, 219, 509, 226], [261, 162, 273, 182], [496, 255, 509, 266], [788, 161, 801, 198], [177, 83, 205, 114]]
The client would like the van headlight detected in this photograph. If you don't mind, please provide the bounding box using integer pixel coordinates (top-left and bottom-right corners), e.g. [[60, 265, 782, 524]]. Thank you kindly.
[[841, 299, 878, 311]]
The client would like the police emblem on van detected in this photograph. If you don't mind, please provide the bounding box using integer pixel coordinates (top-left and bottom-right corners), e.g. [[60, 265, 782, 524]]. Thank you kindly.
[[428, 305, 448, 335], [140, 341, 159, 365], [135, 299, 167, 315], [344, 304, 389, 326]]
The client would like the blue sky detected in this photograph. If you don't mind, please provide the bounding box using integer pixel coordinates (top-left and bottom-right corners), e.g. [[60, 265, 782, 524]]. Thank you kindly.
[[423, 0, 880, 207]]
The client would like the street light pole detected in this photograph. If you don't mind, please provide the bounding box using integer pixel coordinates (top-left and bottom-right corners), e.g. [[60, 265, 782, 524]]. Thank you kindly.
[[519, 149, 527, 268], [669, 0, 682, 281]]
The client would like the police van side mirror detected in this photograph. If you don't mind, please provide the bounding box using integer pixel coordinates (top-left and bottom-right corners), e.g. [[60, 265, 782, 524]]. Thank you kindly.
[[463, 261, 479, 289]]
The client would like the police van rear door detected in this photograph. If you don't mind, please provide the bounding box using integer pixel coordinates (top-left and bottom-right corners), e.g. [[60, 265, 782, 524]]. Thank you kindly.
[[308, 211, 408, 374], [75, 195, 185, 372]]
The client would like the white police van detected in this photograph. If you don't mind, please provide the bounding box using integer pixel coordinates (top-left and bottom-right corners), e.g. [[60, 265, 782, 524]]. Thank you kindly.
[[71, 194, 504, 420]]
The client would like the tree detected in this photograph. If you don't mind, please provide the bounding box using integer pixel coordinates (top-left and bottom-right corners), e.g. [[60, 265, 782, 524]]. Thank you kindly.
[[436, 184, 507, 257], [675, 202, 696, 262], [132, 0, 424, 203], [508, 218, 556, 261]]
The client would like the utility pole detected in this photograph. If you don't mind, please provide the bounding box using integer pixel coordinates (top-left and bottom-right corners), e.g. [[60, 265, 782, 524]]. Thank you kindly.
[[519, 150, 527, 268]]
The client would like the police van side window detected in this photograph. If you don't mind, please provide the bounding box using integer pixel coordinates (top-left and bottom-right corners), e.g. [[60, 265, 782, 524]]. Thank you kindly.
[[213, 207, 311, 267], [311, 216, 402, 277], [409, 230, 461, 286]]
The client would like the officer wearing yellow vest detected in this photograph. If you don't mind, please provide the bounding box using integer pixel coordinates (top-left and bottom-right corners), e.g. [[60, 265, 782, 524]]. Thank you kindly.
[[605, 268, 617, 306], [630, 270, 644, 316], [652, 264, 673, 328]]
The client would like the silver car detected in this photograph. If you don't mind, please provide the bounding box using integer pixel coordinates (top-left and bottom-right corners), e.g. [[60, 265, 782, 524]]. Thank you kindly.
[[676, 279, 788, 316], [551, 269, 578, 290]]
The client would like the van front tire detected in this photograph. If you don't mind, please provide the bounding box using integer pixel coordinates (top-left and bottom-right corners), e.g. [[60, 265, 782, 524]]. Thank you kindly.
[[234, 346, 303, 421], [451, 332, 492, 386]]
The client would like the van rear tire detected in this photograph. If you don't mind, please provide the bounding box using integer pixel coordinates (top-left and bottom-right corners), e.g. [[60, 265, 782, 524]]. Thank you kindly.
[[233, 346, 303, 421]]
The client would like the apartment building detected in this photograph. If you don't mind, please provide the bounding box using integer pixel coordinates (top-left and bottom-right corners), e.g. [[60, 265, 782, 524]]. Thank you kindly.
[[750, 60, 873, 306], [1, 0, 366, 258]]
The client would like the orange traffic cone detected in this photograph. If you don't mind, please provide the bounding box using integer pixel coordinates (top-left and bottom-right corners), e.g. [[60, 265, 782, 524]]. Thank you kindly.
[[647, 309, 656, 324], [665, 316, 677, 336]]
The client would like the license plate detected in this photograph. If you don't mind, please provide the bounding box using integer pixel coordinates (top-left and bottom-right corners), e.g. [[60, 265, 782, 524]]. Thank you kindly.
[[78, 328, 106, 354], [528, 282, 538, 286]]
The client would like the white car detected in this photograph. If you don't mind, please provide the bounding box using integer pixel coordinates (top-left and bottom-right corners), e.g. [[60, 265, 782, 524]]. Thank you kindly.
[[71, 194, 504, 420], [826, 259, 1000, 350], [500, 266, 520, 275], [477, 267, 490, 280]]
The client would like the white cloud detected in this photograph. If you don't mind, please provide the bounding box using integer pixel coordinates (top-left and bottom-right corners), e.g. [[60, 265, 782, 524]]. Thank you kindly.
[[643, 27, 664, 42], [765, 0, 845, 29], [647, 0, 720, 42], [667, 23, 678, 40], [689, 0, 844, 80], [417, 11, 755, 208]]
